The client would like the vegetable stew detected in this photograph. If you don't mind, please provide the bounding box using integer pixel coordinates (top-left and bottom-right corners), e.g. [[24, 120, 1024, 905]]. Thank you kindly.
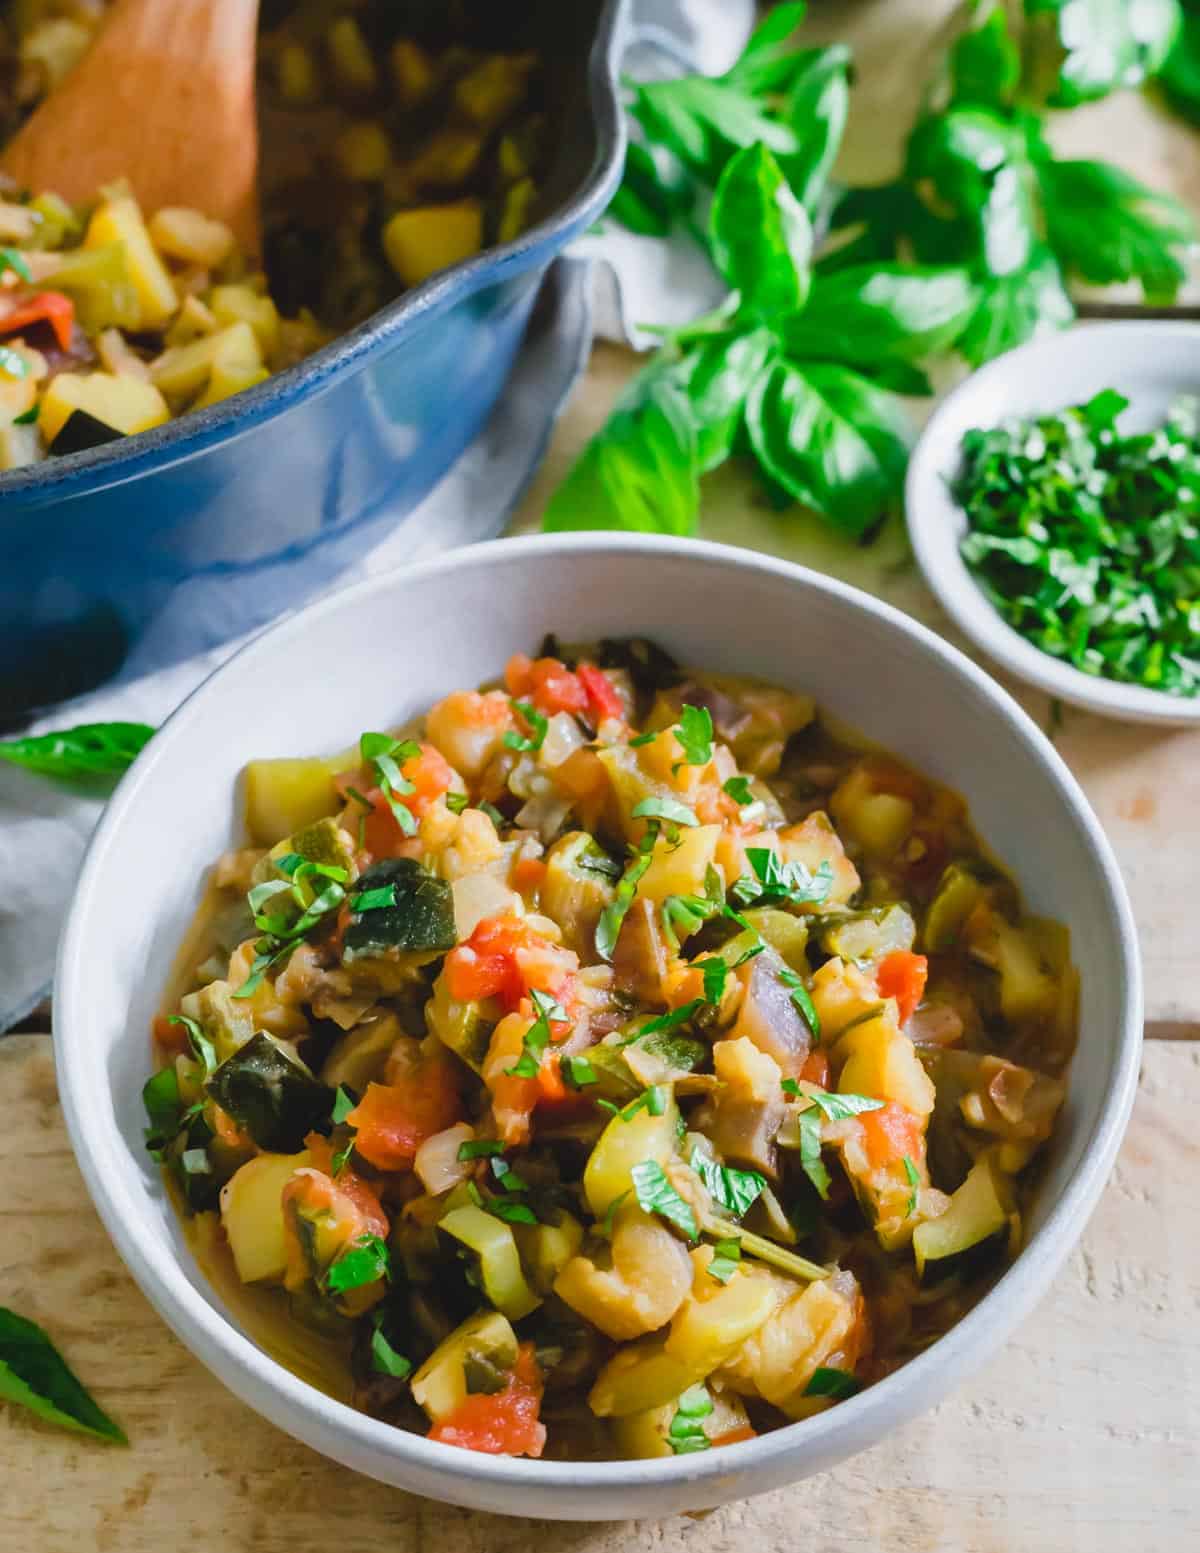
[[146, 640, 1076, 1460]]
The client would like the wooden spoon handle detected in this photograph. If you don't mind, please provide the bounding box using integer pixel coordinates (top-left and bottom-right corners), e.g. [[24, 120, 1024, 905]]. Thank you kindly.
[[3, 0, 261, 249]]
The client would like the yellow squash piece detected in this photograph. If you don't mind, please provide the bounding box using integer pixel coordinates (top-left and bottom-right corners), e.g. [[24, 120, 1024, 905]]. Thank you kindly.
[[85, 191, 177, 328], [382, 201, 484, 288], [220, 1149, 310, 1284], [913, 1153, 1014, 1277], [38, 371, 170, 444], [439, 1204, 542, 1320], [151, 321, 262, 405], [411, 1310, 519, 1424], [583, 1088, 679, 1219], [148, 206, 235, 268]]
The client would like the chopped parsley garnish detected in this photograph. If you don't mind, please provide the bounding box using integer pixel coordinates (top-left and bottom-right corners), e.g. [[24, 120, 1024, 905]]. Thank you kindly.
[[778, 967, 821, 1041], [324, 1233, 390, 1294], [457, 1138, 506, 1161], [660, 864, 725, 950], [673, 703, 714, 768], [955, 391, 1200, 700], [668, 1384, 714, 1453], [902, 1154, 920, 1216], [689, 1147, 766, 1218], [560, 1053, 598, 1090], [504, 700, 549, 752], [595, 824, 659, 961], [331, 1086, 356, 1124], [445, 791, 470, 814], [484, 1194, 539, 1226], [638, 1000, 704, 1036], [804, 1366, 861, 1400], [631, 1159, 698, 1240], [0, 246, 32, 282], [359, 731, 421, 837], [731, 847, 833, 908], [349, 882, 397, 913], [627, 729, 658, 747], [707, 1236, 742, 1283], [631, 795, 699, 828], [370, 1315, 412, 1380], [722, 775, 755, 806], [505, 987, 566, 1078], [235, 854, 350, 1000], [796, 1088, 885, 1121], [168, 1014, 216, 1081]]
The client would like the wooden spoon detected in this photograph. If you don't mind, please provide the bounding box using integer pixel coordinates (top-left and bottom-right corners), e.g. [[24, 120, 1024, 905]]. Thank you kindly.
[[2, 0, 261, 251]]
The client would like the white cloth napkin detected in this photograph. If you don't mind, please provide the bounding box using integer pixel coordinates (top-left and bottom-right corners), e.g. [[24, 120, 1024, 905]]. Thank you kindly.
[[0, 0, 754, 1031]]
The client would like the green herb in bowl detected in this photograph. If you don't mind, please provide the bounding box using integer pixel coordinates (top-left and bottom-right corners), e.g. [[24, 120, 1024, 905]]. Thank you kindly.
[[953, 389, 1200, 699]]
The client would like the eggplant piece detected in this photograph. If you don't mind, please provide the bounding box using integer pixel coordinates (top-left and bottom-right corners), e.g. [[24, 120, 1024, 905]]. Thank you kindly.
[[596, 636, 682, 696], [612, 896, 670, 1004], [729, 945, 812, 1076], [669, 680, 753, 742], [206, 1031, 335, 1152], [48, 408, 125, 456], [342, 857, 456, 962]]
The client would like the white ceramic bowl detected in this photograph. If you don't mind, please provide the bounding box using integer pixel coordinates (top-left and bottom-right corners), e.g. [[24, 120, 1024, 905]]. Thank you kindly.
[[906, 321, 1200, 726], [54, 534, 1141, 1520]]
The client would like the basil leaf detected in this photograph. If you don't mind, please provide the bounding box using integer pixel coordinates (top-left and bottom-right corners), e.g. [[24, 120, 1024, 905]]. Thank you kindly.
[[630, 75, 800, 185], [724, 2, 809, 94], [1028, 0, 1182, 106], [679, 329, 775, 473], [331, 1086, 356, 1124], [0, 246, 32, 282], [707, 1236, 742, 1284], [505, 987, 566, 1078], [0, 1307, 127, 1443], [902, 1154, 920, 1216], [610, 139, 688, 237], [445, 791, 469, 815], [359, 731, 420, 837], [595, 832, 658, 961], [169, 1014, 217, 1082], [723, 775, 754, 806], [781, 264, 979, 368], [325, 1233, 390, 1295], [370, 1315, 412, 1380], [561, 1053, 597, 1090], [1162, 9, 1200, 122], [798, 1088, 884, 1121], [631, 1159, 699, 1240], [777, 44, 852, 213], [689, 1147, 767, 1218], [778, 967, 821, 1040], [709, 144, 813, 321], [503, 700, 549, 753], [638, 999, 704, 1037], [457, 1138, 505, 1160], [797, 1106, 831, 1199], [0, 721, 154, 792], [949, 5, 1021, 107], [631, 795, 698, 827], [667, 1383, 714, 1453], [804, 1365, 861, 1400], [732, 847, 833, 907], [1037, 158, 1195, 303], [745, 358, 911, 536], [672, 704, 714, 769], [484, 1195, 539, 1226], [956, 246, 1074, 367]]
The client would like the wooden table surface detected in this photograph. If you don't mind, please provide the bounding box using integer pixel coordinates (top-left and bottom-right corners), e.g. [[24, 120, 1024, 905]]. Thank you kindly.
[[7, 1, 1200, 1544]]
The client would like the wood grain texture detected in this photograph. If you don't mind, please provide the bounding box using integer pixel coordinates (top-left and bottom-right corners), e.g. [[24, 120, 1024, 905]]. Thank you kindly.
[[2, 1034, 1197, 1551]]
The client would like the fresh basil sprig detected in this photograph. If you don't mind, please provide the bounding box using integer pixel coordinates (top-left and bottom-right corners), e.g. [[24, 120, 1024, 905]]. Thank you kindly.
[[0, 721, 154, 792], [0, 1307, 127, 1444]]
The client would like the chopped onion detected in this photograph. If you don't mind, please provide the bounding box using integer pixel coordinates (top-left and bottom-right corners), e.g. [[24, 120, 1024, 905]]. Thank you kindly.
[[414, 1122, 476, 1195], [451, 872, 524, 938], [540, 711, 587, 768]]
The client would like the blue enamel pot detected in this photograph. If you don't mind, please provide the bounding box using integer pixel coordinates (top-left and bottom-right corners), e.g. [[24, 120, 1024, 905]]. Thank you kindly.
[[0, 0, 628, 722]]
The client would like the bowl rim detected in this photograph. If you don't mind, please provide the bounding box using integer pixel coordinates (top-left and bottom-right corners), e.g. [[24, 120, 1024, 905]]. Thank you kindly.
[[53, 532, 1143, 1496], [0, 0, 630, 505], [905, 320, 1200, 727]]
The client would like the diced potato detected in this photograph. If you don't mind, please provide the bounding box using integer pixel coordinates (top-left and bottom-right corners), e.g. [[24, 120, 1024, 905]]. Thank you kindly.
[[589, 1342, 697, 1418], [381, 200, 484, 288], [391, 38, 437, 107], [335, 121, 392, 182], [179, 979, 257, 1063], [38, 371, 169, 444], [0, 421, 40, 470], [664, 1249, 785, 1374], [835, 1012, 936, 1116], [43, 240, 141, 332], [192, 358, 270, 409], [411, 1311, 519, 1424], [514, 1213, 585, 1296], [583, 1088, 679, 1219], [541, 832, 616, 957], [913, 1153, 1014, 1277], [211, 286, 282, 358], [818, 905, 916, 965], [85, 191, 177, 327], [150, 320, 261, 404], [637, 825, 721, 910], [498, 176, 536, 244], [220, 1149, 310, 1283], [96, 328, 150, 381], [327, 16, 377, 95], [149, 207, 235, 269], [243, 749, 355, 846], [718, 1275, 858, 1418], [831, 766, 916, 860], [777, 811, 860, 908], [166, 294, 218, 347], [555, 1204, 693, 1342], [809, 957, 885, 1041]]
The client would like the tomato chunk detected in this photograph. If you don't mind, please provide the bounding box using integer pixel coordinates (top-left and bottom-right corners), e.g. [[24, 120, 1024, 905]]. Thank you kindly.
[[577, 662, 623, 723], [346, 1055, 461, 1171], [337, 742, 454, 857], [0, 290, 74, 351], [876, 951, 928, 1025], [429, 1343, 546, 1457], [859, 1101, 924, 1170], [444, 913, 577, 1012]]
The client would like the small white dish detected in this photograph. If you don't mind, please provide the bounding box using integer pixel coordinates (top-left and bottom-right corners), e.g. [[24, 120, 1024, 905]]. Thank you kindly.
[[906, 321, 1200, 726], [54, 534, 1141, 1519]]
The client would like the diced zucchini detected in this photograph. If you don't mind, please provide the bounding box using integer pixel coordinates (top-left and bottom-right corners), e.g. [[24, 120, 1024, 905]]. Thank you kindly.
[[583, 1088, 679, 1219], [38, 371, 169, 445], [613, 1387, 751, 1459], [498, 176, 536, 244], [835, 1012, 936, 1116], [42, 241, 141, 332], [334, 121, 392, 182], [148, 207, 235, 268], [85, 191, 177, 327], [390, 39, 437, 107], [426, 973, 495, 1072], [540, 831, 617, 957], [179, 979, 256, 1063], [209, 284, 281, 359], [277, 40, 320, 103], [150, 321, 261, 405], [327, 16, 377, 96], [741, 909, 808, 972], [262, 815, 357, 881], [439, 1205, 542, 1320], [243, 750, 354, 846], [220, 1149, 310, 1283], [588, 1342, 697, 1418], [454, 53, 536, 129], [28, 190, 80, 249], [912, 1153, 1013, 1277], [341, 858, 457, 962], [513, 1213, 584, 1295], [663, 1257, 782, 1374], [206, 1032, 335, 1152], [411, 1310, 519, 1424], [581, 1042, 643, 1105], [382, 201, 484, 288], [0, 420, 41, 470], [193, 358, 269, 409], [817, 904, 916, 964], [922, 862, 990, 952]]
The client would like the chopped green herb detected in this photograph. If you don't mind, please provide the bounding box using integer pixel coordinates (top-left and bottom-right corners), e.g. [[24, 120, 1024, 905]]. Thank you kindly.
[[796, 1105, 831, 1200], [722, 775, 755, 806], [503, 700, 549, 752], [370, 1315, 412, 1380], [331, 1086, 356, 1124], [0, 1307, 127, 1444], [560, 1053, 598, 1090], [631, 795, 699, 828], [324, 1233, 390, 1295], [799, 1088, 885, 1121], [673, 703, 714, 768], [0, 720, 154, 792], [489, 1156, 529, 1192], [600, 1188, 630, 1237], [349, 883, 397, 914], [667, 1383, 714, 1454], [732, 847, 833, 907], [660, 864, 726, 951], [330, 1139, 355, 1178], [804, 1365, 861, 1400], [0, 246, 32, 282], [699, 955, 731, 1006], [595, 826, 659, 961], [778, 967, 821, 1040], [457, 1138, 505, 1161], [168, 1014, 217, 1081], [13, 404, 37, 425], [595, 1097, 621, 1117], [484, 1195, 539, 1226], [480, 800, 506, 829], [902, 1154, 920, 1216], [689, 1147, 766, 1218], [628, 729, 658, 747], [620, 1084, 670, 1121], [637, 1000, 703, 1037], [360, 731, 421, 837], [445, 791, 470, 814], [707, 1236, 742, 1284], [631, 1159, 698, 1240], [505, 987, 566, 1078]]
